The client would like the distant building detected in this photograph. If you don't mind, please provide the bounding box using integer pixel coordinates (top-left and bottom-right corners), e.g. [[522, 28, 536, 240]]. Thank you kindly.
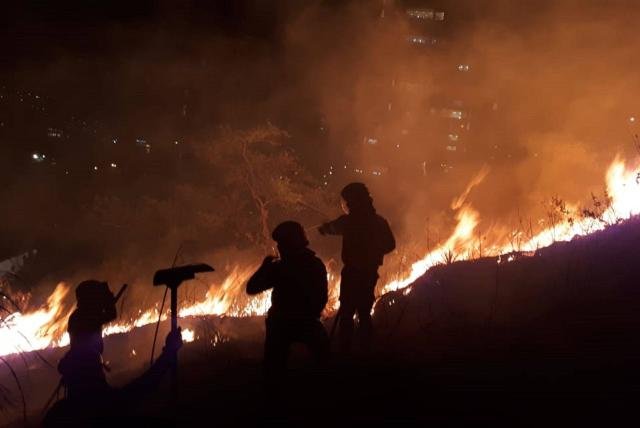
[[47, 127, 63, 138]]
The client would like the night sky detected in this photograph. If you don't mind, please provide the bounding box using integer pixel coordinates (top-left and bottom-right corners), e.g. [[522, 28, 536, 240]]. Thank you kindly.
[[2, 0, 639, 271]]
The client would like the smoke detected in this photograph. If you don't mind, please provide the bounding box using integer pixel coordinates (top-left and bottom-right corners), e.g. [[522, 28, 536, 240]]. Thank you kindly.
[[281, 0, 640, 243], [2, 0, 640, 309]]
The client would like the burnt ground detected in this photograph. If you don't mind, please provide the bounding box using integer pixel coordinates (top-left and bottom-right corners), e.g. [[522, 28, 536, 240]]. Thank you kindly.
[[3, 216, 640, 426]]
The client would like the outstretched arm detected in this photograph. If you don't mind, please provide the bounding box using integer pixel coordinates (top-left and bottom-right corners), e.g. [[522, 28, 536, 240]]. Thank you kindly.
[[120, 328, 183, 399], [246, 256, 278, 295], [318, 215, 347, 236]]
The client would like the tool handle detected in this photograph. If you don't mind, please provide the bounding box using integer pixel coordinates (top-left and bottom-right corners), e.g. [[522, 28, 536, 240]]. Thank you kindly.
[[170, 286, 178, 332], [114, 283, 128, 302], [169, 285, 178, 395]]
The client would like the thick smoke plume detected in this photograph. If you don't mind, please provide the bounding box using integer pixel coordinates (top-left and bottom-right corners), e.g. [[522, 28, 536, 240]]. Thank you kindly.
[[1, 0, 639, 313]]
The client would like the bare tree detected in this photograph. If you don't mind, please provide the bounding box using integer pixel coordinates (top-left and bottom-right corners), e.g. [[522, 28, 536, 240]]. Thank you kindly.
[[205, 124, 333, 250]]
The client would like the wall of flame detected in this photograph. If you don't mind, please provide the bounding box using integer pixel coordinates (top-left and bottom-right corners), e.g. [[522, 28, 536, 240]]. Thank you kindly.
[[0, 157, 638, 358]]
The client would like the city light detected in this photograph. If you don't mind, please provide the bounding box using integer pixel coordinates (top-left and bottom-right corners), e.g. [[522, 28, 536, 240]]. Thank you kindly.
[[31, 152, 45, 162]]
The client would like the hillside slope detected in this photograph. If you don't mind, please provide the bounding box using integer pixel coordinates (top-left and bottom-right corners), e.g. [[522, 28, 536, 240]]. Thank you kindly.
[[4, 217, 640, 426]]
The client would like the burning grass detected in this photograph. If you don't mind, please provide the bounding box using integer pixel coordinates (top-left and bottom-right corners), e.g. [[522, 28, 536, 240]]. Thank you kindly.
[[0, 156, 638, 362]]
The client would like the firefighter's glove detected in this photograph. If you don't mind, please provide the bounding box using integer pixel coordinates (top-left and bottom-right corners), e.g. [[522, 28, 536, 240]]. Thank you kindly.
[[318, 223, 329, 236], [163, 327, 184, 356]]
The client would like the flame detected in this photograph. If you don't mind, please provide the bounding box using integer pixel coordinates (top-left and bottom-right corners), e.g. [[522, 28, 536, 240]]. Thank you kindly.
[[0, 157, 638, 358], [0, 283, 73, 356], [607, 157, 640, 219], [181, 328, 195, 343], [381, 204, 480, 295], [178, 265, 270, 318]]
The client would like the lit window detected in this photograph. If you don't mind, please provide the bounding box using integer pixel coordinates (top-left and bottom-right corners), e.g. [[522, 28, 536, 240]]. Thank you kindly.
[[47, 128, 63, 138], [407, 35, 437, 45], [407, 9, 434, 20]]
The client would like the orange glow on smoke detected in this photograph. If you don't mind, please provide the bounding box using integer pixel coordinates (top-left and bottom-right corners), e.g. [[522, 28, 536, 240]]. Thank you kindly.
[[0, 157, 638, 357]]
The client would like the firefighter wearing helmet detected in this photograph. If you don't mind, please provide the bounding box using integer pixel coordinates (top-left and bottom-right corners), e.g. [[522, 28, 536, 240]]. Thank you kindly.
[[319, 183, 395, 352], [246, 221, 330, 380], [44, 280, 183, 427]]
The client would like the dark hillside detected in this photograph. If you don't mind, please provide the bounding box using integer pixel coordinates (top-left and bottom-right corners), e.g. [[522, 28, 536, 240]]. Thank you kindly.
[[4, 217, 640, 426]]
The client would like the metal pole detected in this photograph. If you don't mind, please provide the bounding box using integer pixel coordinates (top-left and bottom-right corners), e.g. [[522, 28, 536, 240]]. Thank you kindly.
[[170, 284, 178, 333], [170, 283, 178, 395]]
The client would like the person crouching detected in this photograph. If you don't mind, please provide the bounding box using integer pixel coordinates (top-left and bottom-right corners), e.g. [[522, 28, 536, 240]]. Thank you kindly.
[[246, 221, 329, 380]]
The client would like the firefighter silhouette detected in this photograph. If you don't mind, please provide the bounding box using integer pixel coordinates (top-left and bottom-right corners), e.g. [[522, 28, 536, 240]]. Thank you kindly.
[[43, 280, 182, 427], [247, 221, 329, 379], [319, 183, 395, 352]]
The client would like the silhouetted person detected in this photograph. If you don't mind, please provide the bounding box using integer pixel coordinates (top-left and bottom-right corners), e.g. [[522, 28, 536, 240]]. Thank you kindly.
[[247, 221, 329, 380], [319, 182, 395, 352], [43, 280, 183, 427]]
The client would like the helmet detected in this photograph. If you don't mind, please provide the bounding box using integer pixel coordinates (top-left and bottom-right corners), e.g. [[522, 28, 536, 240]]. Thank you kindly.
[[340, 182, 371, 204], [340, 182, 373, 211], [75, 280, 113, 309], [272, 221, 309, 249]]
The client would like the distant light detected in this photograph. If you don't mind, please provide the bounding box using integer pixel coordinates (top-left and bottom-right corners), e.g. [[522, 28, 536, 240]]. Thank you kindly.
[[407, 35, 437, 45], [174, 141, 179, 145], [406, 9, 444, 21], [396, 144, 400, 148], [407, 9, 434, 20], [93, 166, 98, 171], [112, 139, 117, 144], [31, 152, 46, 162], [110, 162, 117, 168], [47, 128, 62, 138], [630, 116, 636, 123], [457, 64, 471, 72]]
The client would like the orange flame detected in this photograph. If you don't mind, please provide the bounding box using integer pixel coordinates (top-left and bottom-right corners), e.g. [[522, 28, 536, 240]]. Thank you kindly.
[[0, 157, 638, 357]]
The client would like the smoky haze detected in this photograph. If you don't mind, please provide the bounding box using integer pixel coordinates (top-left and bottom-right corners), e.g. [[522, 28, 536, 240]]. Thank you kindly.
[[1, 0, 639, 311]]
